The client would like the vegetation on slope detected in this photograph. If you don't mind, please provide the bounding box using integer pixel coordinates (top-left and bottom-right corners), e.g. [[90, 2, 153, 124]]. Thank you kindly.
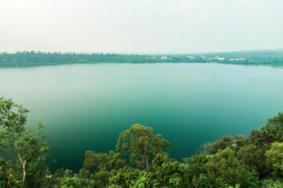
[[0, 98, 283, 187]]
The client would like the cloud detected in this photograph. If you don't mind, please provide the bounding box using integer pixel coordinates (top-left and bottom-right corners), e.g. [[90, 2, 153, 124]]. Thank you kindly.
[[177, 0, 195, 9]]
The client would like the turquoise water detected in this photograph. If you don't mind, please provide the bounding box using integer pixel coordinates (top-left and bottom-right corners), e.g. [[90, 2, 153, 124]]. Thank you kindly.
[[1, 63, 283, 170]]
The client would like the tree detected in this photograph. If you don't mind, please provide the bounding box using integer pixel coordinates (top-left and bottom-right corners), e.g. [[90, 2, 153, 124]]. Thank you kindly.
[[237, 144, 266, 173], [108, 167, 148, 188], [204, 147, 259, 188], [0, 98, 49, 188], [116, 124, 169, 169], [59, 170, 84, 188], [261, 179, 283, 188], [250, 113, 283, 146], [204, 135, 245, 154], [80, 150, 125, 177], [184, 152, 211, 187], [265, 142, 283, 178], [150, 153, 189, 187]]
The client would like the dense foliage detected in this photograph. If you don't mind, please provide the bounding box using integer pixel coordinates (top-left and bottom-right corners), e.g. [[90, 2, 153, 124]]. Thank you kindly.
[[1, 50, 283, 67], [0, 98, 283, 187]]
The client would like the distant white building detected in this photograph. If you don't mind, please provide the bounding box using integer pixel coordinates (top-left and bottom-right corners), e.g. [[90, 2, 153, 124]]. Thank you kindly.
[[229, 58, 246, 61], [161, 56, 168, 60], [208, 56, 225, 61]]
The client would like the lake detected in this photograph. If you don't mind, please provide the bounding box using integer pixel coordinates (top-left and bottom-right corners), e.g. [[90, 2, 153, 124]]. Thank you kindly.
[[1, 63, 283, 170]]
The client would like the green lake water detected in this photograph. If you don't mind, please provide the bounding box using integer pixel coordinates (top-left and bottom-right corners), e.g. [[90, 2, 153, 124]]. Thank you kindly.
[[0, 63, 283, 170]]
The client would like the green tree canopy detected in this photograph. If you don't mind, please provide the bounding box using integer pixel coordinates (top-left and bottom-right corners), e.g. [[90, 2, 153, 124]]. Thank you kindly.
[[0, 98, 49, 188], [250, 113, 283, 146], [116, 124, 169, 169], [265, 142, 283, 178]]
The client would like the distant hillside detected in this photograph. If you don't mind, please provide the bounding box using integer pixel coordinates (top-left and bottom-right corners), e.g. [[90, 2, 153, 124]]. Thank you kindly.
[[1, 50, 283, 67]]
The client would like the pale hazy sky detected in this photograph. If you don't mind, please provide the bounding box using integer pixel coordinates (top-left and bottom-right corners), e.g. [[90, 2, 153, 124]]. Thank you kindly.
[[0, 0, 282, 53]]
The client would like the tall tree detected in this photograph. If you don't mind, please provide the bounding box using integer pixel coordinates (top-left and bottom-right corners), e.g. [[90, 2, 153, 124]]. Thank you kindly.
[[0, 98, 49, 188], [116, 124, 169, 169]]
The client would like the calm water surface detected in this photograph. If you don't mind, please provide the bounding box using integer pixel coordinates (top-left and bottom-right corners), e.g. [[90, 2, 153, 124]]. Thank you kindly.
[[1, 63, 283, 169]]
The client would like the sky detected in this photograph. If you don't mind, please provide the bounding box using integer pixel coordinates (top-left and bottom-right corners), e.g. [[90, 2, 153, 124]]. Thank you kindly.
[[0, 0, 283, 53]]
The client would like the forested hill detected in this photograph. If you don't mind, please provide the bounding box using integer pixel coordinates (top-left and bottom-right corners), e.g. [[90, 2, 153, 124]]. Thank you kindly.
[[0, 50, 283, 67]]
